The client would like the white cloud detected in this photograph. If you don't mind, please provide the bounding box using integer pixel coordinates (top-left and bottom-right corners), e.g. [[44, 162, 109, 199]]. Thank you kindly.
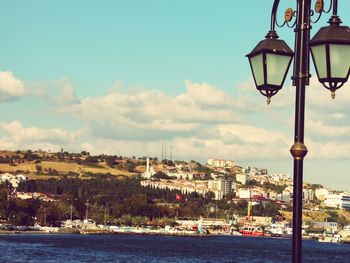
[[3, 77, 350, 163], [307, 77, 350, 110], [307, 140, 350, 160], [54, 79, 79, 105], [0, 120, 83, 151], [47, 78, 350, 161], [215, 124, 289, 146], [307, 118, 350, 138], [0, 71, 25, 101], [29, 78, 79, 105], [331, 113, 346, 121], [184, 80, 233, 107], [81, 130, 291, 162], [60, 81, 242, 141]]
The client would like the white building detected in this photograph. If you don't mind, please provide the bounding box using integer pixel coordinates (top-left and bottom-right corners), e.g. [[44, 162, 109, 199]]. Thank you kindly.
[[207, 158, 235, 168], [243, 166, 259, 176], [236, 174, 249, 185], [324, 194, 343, 208], [166, 171, 194, 180], [276, 192, 292, 203], [271, 174, 291, 182], [0, 173, 27, 188], [303, 189, 315, 202], [315, 188, 329, 201], [208, 178, 233, 200], [140, 179, 210, 197], [237, 189, 251, 199]]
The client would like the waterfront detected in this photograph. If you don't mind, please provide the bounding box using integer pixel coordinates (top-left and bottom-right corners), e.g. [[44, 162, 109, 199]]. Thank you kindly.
[[0, 234, 349, 262]]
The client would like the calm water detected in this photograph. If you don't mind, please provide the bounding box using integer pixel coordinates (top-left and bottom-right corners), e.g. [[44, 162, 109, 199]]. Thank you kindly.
[[0, 234, 349, 262]]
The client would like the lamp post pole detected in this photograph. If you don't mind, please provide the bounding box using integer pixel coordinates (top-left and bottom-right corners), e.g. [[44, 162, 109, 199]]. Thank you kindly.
[[289, 1, 311, 262], [247, 0, 350, 262]]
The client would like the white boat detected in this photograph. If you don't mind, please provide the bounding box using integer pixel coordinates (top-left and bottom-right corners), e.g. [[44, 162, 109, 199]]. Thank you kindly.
[[318, 230, 341, 243], [268, 223, 285, 237], [318, 235, 341, 243], [339, 225, 350, 238]]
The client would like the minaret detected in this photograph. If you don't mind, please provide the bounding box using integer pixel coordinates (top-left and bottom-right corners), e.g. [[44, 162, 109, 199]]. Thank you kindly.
[[146, 156, 150, 172]]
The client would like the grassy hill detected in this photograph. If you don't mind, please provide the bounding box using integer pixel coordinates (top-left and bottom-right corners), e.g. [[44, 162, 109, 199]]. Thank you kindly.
[[0, 150, 146, 179]]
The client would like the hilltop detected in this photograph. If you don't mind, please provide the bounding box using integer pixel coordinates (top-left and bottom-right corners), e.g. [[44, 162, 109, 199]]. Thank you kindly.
[[0, 150, 222, 180], [0, 150, 152, 179]]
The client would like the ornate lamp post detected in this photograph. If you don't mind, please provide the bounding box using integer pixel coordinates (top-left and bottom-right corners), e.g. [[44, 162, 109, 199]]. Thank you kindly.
[[247, 1, 350, 262]]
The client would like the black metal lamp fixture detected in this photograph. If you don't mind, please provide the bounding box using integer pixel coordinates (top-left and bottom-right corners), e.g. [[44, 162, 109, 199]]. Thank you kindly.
[[247, 31, 294, 104], [310, 2, 350, 98]]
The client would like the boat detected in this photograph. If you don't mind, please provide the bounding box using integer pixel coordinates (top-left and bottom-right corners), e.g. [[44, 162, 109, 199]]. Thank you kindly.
[[318, 235, 341, 243], [318, 230, 341, 243], [267, 223, 284, 237], [240, 225, 264, 237], [339, 225, 350, 238]]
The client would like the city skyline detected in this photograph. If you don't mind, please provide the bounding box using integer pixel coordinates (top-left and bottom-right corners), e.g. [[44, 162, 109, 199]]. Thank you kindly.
[[0, 1, 350, 191]]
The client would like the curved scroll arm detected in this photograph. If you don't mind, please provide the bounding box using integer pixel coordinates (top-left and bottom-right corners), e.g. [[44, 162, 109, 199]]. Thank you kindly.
[[270, 0, 280, 33], [323, 0, 333, 14]]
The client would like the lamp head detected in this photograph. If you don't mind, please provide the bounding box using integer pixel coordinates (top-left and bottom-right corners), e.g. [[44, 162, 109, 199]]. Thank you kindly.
[[310, 16, 350, 98], [247, 31, 294, 104]]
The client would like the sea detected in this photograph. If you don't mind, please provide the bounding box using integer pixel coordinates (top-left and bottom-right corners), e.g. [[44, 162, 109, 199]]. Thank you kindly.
[[0, 234, 349, 262]]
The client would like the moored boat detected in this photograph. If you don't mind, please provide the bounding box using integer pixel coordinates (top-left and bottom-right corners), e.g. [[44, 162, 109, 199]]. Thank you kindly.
[[267, 223, 284, 237], [318, 235, 341, 243], [240, 225, 264, 237], [318, 230, 341, 243]]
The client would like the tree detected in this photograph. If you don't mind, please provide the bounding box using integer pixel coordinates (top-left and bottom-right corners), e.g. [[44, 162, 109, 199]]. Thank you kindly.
[[153, 172, 171, 180], [0, 186, 9, 219], [9, 211, 32, 226], [35, 165, 43, 174], [204, 192, 215, 204], [105, 157, 116, 167], [37, 202, 62, 226], [232, 200, 249, 216]]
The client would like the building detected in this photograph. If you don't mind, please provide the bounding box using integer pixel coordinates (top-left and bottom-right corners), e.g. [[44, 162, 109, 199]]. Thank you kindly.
[[260, 169, 268, 175], [303, 188, 315, 202], [315, 188, 329, 201], [140, 179, 210, 197], [237, 189, 251, 199], [0, 173, 27, 188], [324, 194, 350, 210], [324, 194, 343, 208], [243, 166, 259, 176], [166, 170, 194, 180], [207, 158, 235, 168], [276, 192, 292, 203], [271, 174, 291, 182], [236, 174, 249, 185], [312, 221, 338, 230], [341, 195, 350, 210], [208, 178, 233, 200]]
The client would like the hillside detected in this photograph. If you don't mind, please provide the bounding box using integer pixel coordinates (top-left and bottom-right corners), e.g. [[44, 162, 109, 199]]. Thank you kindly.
[[0, 150, 148, 179]]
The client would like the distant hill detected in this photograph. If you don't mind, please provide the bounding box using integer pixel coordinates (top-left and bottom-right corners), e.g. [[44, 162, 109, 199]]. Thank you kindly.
[[0, 150, 158, 179]]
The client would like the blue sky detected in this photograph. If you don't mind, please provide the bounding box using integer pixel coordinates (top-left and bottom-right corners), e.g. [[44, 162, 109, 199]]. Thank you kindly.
[[0, 1, 350, 191]]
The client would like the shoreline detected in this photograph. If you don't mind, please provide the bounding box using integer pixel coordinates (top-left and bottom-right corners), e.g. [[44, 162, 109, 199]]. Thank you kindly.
[[0, 229, 313, 240]]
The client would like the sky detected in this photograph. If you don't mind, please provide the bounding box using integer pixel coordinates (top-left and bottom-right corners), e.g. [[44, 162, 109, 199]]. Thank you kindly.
[[0, 1, 350, 191]]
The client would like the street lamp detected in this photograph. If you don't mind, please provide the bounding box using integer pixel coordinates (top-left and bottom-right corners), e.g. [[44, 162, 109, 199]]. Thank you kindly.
[[247, 32, 294, 104], [310, 2, 350, 98], [246, 1, 350, 262]]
